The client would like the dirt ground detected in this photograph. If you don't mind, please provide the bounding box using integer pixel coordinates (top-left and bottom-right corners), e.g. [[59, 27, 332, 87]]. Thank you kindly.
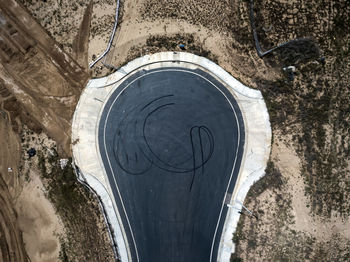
[[18, 126, 115, 262], [0, 0, 349, 261], [15, 173, 64, 262], [0, 173, 28, 262], [94, 0, 280, 84], [0, 84, 28, 262], [0, 1, 114, 260], [96, 0, 350, 261], [0, 0, 89, 156], [233, 134, 350, 261]]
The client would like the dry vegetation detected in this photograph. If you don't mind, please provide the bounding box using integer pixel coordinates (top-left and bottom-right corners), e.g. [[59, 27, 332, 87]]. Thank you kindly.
[[19, 0, 117, 61], [1, 83, 116, 261], [139, 0, 350, 261], [19, 0, 115, 55], [0, 1, 115, 260], [117, 33, 218, 69], [142, 0, 241, 33], [233, 161, 350, 261], [141, 0, 253, 53], [252, 0, 350, 217], [1, 0, 349, 261], [233, 0, 350, 260], [19, 127, 116, 262], [18, 0, 90, 55]]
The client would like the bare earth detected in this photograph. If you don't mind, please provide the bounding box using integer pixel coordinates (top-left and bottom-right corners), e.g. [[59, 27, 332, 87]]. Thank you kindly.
[[0, 0, 114, 261], [0, 84, 28, 262], [0, 0, 349, 261], [0, 96, 63, 262], [15, 173, 64, 262]]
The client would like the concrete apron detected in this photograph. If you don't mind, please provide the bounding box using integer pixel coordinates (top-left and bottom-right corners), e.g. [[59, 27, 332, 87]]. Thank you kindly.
[[71, 52, 271, 262]]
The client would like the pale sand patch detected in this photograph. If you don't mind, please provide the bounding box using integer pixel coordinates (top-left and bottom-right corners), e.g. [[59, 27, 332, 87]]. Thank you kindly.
[[104, 17, 277, 88], [272, 134, 350, 240], [15, 172, 64, 262], [89, 35, 107, 62], [89, 0, 278, 86], [88, 0, 115, 61]]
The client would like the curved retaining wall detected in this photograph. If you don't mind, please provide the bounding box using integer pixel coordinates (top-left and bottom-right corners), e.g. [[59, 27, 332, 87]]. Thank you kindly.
[[72, 52, 271, 262]]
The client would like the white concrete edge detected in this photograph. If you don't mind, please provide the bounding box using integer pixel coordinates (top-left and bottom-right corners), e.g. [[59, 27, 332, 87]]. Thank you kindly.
[[72, 161, 120, 259], [79, 172, 127, 259], [72, 84, 130, 261], [94, 92, 133, 262], [72, 51, 271, 262]]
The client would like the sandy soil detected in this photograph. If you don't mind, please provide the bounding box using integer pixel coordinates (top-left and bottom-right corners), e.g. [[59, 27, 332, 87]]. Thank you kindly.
[[18, 0, 116, 68], [235, 133, 350, 261], [273, 135, 350, 241], [0, 1, 114, 261], [0, 0, 89, 156], [0, 93, 64, 262], [0, 87, 28, 262], [88, 0, 116, 62], [17, 126, 115, 262], [92, 0, 279, 86], [19, 0, 91, 56], [12, 126, 64, 262], [15, 173, 64, 262], [1, 0, 349, 261], [0, 174, 28, 262]]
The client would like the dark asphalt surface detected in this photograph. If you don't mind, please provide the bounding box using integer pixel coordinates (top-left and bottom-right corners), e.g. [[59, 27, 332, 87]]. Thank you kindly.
[[98, 66, 245, 262]]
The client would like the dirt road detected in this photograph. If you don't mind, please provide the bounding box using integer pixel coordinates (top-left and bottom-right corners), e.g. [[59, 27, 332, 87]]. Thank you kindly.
[[0, 93, 27, 262], [0, 0, 349, 261], [0, 174, 28, 262]]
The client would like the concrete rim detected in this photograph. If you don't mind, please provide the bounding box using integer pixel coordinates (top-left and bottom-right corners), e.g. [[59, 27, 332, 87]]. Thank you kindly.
[[72, 51, 271, 262]]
